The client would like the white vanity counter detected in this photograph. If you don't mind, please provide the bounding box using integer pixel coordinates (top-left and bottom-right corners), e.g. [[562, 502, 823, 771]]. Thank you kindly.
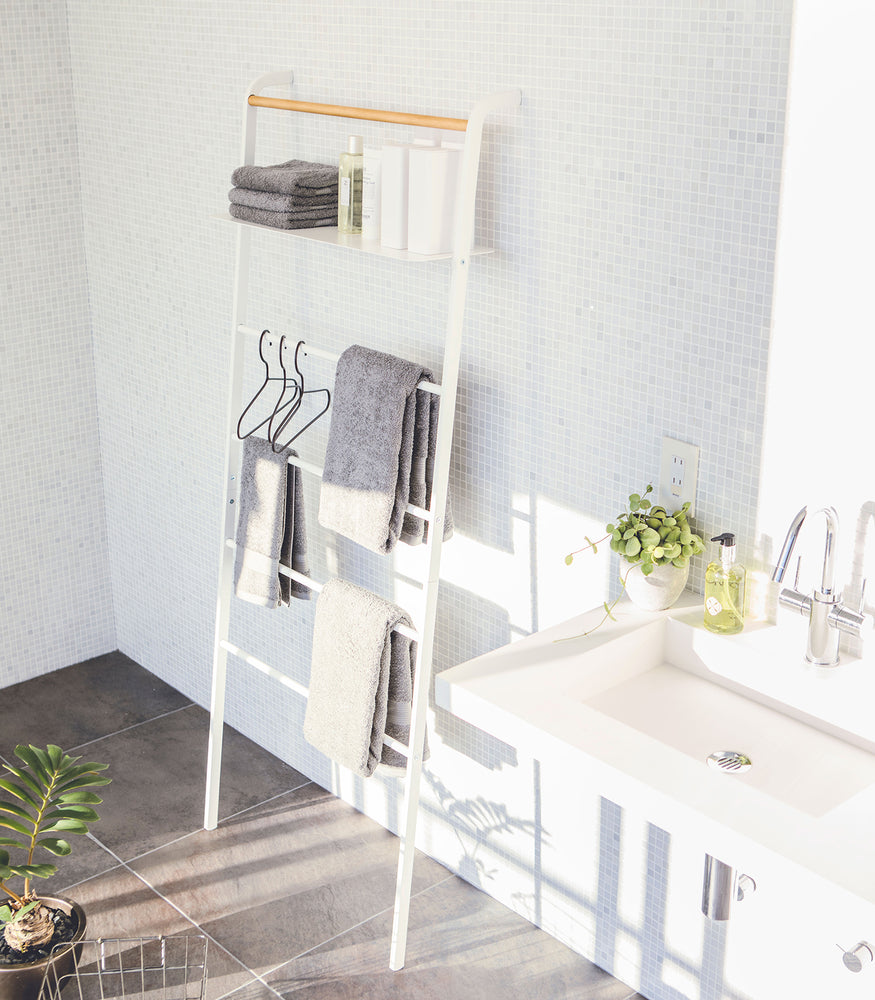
[[435, 597, 875, 911]]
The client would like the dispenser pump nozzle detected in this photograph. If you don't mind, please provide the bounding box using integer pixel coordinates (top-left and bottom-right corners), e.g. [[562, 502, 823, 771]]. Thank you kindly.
[[711, 532, 737, 569]]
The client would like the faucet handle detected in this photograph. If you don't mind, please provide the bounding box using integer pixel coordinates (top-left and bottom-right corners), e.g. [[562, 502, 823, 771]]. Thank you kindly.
[[859, 578, 867, 615], [794, 556, 802, 591]]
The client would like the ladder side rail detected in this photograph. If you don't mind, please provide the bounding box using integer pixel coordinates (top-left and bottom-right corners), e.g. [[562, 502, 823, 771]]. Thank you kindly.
[[388, 87, 522, 971], [204, 75, 275, 830]]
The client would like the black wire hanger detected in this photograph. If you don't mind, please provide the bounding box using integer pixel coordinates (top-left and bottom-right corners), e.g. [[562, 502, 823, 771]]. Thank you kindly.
[[236, 331, 301, 440], [270, 340, 331, 452]]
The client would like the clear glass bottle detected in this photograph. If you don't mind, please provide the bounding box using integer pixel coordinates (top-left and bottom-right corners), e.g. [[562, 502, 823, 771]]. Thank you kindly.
[[337, 135, 363, 234], [704, 532, 746, 635]]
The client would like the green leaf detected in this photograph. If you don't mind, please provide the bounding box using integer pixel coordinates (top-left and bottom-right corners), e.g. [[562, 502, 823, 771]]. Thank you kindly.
[[603, 601, 618, 622], [46, 746, 63, 771], [11, 899, 41, 922], [0, 817, 31, 837], [653, 546, 664, 559], [640, 527, 660, 546], [641, 561, 655, 575], [57, 791, 103, 805], [39, 818, 89, 836], [0, 905, 13, 923], [564, 553, 573, 565], [625, 537, 641, 557], [672, 556, 687, 568], [639, 498, 651, 509], [12, 864, 56, 880], [37, 838, 72, 857], [52, 775, 111, 797], [14, 746, 51, 788], [0, 768, 43, 804], [616, 539, 627, 555], [43, 806, 99, 824], [0, 801, 34, 824]]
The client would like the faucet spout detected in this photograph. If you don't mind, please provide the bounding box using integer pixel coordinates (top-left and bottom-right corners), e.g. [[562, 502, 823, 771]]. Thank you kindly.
[[771, 505, 807, 584], [815, 505, 840, 598], [772, 503, 852, 667]]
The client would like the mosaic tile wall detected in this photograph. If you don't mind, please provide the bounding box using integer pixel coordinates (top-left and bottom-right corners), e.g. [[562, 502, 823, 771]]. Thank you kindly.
[[10, 2, 800, 996], [0, 0, 114, 684]]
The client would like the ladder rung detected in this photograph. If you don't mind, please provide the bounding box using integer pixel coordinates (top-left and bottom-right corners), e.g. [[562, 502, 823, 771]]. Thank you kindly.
[[223, 540, 419, 643], [220, 640, 411, 755], [237, 326, 442, 394], [220, 640, 309, 697]]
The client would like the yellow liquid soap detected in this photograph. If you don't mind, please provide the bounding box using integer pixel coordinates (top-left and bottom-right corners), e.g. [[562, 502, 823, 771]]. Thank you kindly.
[[703, 532, 746, 635]]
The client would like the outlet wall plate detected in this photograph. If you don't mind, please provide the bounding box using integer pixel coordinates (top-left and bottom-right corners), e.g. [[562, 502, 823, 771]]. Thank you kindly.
[[658, 437, 699, 514]]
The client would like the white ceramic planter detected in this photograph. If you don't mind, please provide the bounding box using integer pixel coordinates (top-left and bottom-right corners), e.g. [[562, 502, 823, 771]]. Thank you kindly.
[[623, 561, 689, 611]]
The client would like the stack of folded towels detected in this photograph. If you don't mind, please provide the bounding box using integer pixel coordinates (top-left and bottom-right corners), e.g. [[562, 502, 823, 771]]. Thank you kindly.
[[229, 158, 338, 230]]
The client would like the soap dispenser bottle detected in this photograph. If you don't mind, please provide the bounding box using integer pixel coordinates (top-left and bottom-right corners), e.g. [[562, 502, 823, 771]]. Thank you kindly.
[[338, 134, 363, 234], [704, 532, 746, 635]]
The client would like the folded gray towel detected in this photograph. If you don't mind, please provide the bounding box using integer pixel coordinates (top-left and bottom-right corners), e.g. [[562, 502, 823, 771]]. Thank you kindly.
[[303, 578, 426, 776], [229, 203, 337, 230], [229, 186, 337, 213], [231, 158, 337, 195], [233, 436, 310, 607], [319, 345, 453, 554]]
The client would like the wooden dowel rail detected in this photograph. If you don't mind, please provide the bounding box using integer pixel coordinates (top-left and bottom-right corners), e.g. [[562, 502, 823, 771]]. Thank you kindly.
[[247, 95, 468, 132]]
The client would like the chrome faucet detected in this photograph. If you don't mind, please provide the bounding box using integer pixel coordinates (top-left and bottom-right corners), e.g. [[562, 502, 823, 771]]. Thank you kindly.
[[771, 505, 867, 666]]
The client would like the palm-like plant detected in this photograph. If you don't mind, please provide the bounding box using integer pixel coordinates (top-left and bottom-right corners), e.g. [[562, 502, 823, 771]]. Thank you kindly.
[[0, 745, 110, 953]]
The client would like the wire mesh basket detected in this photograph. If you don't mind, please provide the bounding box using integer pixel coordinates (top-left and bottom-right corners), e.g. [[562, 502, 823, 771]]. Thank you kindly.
[[39, 935, 208, 1000]]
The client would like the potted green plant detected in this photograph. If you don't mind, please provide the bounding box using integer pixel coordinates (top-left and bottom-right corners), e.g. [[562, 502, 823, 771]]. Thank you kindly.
[[0, 744, 110, 1000], [562, 484, 705, 637]]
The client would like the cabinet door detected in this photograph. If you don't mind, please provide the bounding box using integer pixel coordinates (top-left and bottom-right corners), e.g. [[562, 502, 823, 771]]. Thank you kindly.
[[723, 862, 875, 1000]]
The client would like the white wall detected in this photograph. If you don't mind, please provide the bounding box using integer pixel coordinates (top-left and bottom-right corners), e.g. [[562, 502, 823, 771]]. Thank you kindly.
[[757, 0, 875, 634], [0, 0, 114, 684]]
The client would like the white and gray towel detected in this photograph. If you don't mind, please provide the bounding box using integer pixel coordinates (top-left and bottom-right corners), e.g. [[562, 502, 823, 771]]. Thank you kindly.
[[318, 345, 453, 555], [233, 436, 310, 607], [303, 578, 425, 777]]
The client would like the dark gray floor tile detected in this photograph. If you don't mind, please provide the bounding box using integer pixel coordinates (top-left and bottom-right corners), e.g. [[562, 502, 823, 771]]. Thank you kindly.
[[83, 704, 309, 860], [128, 783, 449, 978], [0, 650, 191, 757], [265, 876, 633, 1000], [60, 866, 255, 1000]]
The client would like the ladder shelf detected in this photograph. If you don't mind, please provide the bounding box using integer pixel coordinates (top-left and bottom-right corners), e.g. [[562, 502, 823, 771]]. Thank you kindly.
[[204, 70, 520, 973]]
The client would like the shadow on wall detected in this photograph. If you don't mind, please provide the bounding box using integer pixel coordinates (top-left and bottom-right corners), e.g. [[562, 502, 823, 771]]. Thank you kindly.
[[451, 376, 515, 554], [431, 580, 517, 771], [423, 769, 540, 893]]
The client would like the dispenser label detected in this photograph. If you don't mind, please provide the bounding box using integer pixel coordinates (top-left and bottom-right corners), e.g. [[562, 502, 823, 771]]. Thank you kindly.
[[340, 176, 351, 207], [705, 596, 723, 616]]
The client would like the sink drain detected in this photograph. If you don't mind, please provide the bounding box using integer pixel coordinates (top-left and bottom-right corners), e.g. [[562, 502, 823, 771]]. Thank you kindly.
[[707, 751, 752, 773]]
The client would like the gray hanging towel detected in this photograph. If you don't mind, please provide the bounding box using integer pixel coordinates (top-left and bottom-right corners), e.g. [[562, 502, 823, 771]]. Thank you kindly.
[[303, 578, 426, 777], [318, 344, 453, 555], [233, 436, 310, 607]]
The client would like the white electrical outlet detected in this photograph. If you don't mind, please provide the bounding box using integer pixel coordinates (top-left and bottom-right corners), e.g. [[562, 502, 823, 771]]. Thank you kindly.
[[659, 437, 699, 514]]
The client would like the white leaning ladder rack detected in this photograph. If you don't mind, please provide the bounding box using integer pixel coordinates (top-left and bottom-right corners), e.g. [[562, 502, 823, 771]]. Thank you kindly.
[[203, 71, 521, 971]]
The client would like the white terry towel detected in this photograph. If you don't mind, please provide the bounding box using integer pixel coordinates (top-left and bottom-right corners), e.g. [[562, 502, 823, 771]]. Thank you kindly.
[[303, 578, 426, 777], [233, 436, 310, 607], [318, 344, 453, 555]]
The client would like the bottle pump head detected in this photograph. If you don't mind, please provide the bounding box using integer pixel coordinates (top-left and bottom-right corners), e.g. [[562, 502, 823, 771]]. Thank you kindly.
[[711, 532, 736, 568]]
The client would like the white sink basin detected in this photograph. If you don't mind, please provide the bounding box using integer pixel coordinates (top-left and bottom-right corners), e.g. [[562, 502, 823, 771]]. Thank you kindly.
[[435, 599, 875, 905], [575, 617, 875, 817]]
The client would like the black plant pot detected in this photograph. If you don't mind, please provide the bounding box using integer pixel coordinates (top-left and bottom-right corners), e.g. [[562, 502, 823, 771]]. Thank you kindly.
[[0, 896, 86, 1000]]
